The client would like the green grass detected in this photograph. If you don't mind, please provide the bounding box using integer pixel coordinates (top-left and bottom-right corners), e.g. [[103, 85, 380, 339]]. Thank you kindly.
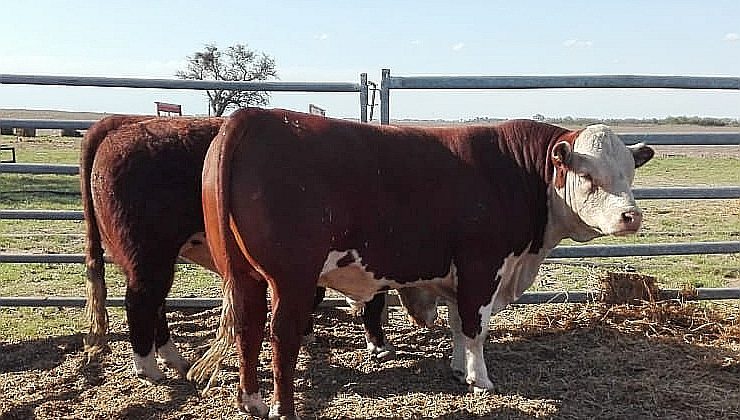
[[634, 156, 740, 186], [0, 307, 88, 340], [2, 135, 81, 164]]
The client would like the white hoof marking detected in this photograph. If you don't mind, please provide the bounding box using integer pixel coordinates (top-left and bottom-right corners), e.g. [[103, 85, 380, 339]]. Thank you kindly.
[[132, 346, 163, 382], [156, 339, 189, 377]]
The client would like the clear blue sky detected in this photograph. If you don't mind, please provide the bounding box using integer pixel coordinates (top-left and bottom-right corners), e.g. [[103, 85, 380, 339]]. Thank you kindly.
[[1, 0, 739, 120]]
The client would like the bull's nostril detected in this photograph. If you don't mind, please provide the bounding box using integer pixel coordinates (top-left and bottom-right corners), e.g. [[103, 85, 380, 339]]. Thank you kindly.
[[621, 210, 642, 227]]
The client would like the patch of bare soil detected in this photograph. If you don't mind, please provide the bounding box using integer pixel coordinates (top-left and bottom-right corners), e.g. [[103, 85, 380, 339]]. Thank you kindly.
[[2, 302, 740, 419]]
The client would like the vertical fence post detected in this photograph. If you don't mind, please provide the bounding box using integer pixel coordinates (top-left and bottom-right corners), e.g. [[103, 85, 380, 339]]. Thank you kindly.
[[380, 69, 390, 125], [360, 73, 368, 123]]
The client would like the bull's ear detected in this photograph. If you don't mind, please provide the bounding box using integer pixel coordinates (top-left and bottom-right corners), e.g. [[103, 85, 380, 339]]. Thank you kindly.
[[629, 143, 655, 168], [551, 141, 572, 167]]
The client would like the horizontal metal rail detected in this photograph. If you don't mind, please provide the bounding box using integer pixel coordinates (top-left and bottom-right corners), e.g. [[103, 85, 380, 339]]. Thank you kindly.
[[386, 74, 740, 91], [2, 287, 740, 309], [0, 210, 84, 220], [619, 132, 740, 146], [0, 119, 95, 130], [2, 187, 739, 222], [548, 241, 740, 258], [633, 187, 740, 199], [1, 241, 737, 264], [0, 163, 79, 175], [0, 73, 361, 92]]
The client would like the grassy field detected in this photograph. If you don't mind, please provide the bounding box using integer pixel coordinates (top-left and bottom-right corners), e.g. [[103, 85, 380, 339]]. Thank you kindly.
[[1, 134, 739, 340]]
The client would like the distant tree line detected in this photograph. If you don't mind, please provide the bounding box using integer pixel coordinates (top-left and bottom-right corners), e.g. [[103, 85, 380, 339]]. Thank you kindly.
[[545, 116, 740, 127], [463, 115, 740, 127]]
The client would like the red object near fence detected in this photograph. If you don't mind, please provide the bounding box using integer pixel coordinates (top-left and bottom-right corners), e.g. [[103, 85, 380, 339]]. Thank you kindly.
[[155, 102, 182, 116]]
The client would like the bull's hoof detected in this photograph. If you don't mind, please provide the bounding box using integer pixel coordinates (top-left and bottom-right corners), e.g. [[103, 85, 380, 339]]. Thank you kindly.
[[166, 360, 191, 378], [468, 384, 492, 395], [135, 372, 162, 385], [366, 342, 396, 362], [83, 339, 109, 363], [133, 353, 164, 383], [269, 403, 300, 420], [467, 376, 494, 394], [238, 391, 269, 418], [370, 347, 396, 362], [156, 339, 190, 378]]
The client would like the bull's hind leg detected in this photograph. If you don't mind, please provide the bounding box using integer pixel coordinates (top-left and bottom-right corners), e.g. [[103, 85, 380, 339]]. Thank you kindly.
[[362, 292, 395, 361], [268, 278, 317, 420], [125, 262, 176, 382], [300, 286, 326, 345], [232, 270, 269, 417], [154, 300, 190, 378]]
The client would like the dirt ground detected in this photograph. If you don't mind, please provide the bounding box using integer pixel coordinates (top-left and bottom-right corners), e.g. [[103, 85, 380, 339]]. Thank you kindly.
[[2, 301, 740, 420]]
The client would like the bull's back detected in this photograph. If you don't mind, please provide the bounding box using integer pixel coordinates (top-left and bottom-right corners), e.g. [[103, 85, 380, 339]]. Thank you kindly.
[[220, 108, 477, 281], [90, 117, 224, 265]]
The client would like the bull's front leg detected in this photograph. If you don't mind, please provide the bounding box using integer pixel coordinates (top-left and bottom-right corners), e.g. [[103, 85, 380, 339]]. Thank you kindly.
[[447, 254, 498, 393], [448, 298, 494, 393]]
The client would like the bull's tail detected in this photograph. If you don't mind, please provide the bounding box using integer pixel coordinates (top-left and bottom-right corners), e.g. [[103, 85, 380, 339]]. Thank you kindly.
[[80, 115, 151, 358], [187, 109, 262, 391]]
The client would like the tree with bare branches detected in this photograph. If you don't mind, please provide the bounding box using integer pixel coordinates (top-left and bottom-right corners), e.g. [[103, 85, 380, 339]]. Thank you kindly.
[[176, 43, 277, 116]]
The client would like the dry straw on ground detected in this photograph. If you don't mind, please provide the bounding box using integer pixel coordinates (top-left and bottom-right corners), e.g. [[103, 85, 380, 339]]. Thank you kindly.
[[2, 299, 740, 419]]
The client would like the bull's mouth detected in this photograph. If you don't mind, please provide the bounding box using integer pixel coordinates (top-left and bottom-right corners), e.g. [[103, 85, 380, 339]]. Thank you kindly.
[[612, 226, 641, 236]]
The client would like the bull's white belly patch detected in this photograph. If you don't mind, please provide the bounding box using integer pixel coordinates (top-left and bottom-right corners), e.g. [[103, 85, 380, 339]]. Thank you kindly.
[[488, 245, 548, 316], [318, 249, 456, 303]]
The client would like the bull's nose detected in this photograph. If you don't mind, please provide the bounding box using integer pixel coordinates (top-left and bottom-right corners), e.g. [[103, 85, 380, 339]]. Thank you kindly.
[[621, 209, 643, 230]]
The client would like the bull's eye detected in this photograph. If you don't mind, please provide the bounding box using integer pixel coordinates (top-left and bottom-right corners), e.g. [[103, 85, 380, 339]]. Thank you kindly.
[[580, 174, 596, 193]]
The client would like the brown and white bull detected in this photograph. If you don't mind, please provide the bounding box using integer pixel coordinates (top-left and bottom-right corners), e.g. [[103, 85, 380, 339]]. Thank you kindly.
[[81, 116, 225, 380], [80, 115, 426, 383], [201, 108, 654, 418]]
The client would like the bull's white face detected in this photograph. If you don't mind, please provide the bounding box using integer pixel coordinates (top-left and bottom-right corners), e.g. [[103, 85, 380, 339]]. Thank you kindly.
[[550, 124, 654, 243]]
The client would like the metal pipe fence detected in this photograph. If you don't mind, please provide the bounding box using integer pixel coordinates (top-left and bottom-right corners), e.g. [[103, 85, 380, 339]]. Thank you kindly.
[[0, 72, 370, 123], [3, 287, 740, 309], [379, 69, 740, 124]]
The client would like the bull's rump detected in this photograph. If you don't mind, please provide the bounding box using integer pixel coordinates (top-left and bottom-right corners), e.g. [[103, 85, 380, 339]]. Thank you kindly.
[[90, 117, 223, 266]]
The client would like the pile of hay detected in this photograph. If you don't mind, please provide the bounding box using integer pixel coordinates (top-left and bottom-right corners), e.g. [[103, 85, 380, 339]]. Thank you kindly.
[[599, 271, 659, 304]]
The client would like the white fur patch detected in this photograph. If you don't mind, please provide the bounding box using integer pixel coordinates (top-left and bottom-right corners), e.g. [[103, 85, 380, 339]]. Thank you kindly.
[[269, 402, 299, 419], [318, 249, 456, 303], [132, 344, 163, 381], [490, 246, 548, 312], [156, 339, 189, 377]]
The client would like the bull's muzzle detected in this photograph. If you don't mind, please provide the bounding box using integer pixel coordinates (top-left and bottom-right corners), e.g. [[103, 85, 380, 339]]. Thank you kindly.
[[616, 209, 643, 235]]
